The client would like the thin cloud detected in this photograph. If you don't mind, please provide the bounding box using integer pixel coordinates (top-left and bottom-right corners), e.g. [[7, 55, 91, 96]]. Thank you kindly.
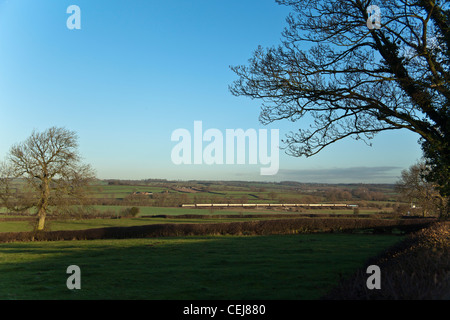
[[276, 166, 401, 183]]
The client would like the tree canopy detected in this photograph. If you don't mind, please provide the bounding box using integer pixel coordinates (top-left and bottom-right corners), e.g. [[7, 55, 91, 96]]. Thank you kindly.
[[230, 0, 449, 196], [0, 127, 96, 230]]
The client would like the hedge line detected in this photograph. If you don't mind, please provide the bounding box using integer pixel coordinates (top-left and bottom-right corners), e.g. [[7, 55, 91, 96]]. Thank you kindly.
[[0, 217, 435, 243]]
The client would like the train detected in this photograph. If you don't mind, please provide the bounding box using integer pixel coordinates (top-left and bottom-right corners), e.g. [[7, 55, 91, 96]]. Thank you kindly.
[[180, 203, 356, 208]]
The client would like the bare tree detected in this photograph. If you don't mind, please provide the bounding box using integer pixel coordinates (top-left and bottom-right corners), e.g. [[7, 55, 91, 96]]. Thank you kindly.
[[395, 160, 448, 217], [230, 0, 449, 197], [0, 127, 96, 230]]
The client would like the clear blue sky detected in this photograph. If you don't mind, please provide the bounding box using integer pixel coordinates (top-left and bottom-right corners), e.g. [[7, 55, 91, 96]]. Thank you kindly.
[[0, 0, 423, 183]]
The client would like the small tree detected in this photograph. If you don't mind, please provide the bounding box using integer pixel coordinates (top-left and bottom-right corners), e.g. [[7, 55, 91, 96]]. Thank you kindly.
[[268, 191, 278, 201], [121, 206, 140, 218], [0, 127, 96, 230]]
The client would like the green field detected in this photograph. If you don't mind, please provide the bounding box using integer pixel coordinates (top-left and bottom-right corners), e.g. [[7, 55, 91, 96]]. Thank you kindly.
[[0, 216, 300, 233], [0, 233, 402, 300], [0, 179, 399, 221], [0, 180, 410, 300]]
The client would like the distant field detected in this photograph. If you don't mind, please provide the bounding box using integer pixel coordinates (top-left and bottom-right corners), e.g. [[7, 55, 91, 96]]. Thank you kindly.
[[0, 180, 399, 221], [0, 205, 369, 216], [89, 185, 168, 198], [93, 205, 254, 216], [0, 233, 403, 299], [89, 205, 376, 216], [0, 205, 386, 234], [0, 216, 300, 233]]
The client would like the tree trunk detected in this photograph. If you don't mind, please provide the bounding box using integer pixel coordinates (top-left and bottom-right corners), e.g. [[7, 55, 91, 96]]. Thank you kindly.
[[37, 212, 46, 231], [36, 178, 50, 231]]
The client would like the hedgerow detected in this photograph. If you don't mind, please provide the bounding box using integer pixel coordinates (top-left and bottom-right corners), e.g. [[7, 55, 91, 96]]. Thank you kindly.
[[0, 217, 434, 243], [322, 222, 450, 300]]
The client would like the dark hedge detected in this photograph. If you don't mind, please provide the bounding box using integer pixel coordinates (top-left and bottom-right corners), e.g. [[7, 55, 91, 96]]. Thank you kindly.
[[0, 217, 435, 243]]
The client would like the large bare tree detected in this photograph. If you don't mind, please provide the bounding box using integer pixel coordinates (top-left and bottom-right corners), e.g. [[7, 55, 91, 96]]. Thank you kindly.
[[0, 127, 96, 230], [230, 0, 449, 197]]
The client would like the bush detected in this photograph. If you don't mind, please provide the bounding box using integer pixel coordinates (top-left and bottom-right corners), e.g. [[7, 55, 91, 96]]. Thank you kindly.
[[120, 207, 140, 218]]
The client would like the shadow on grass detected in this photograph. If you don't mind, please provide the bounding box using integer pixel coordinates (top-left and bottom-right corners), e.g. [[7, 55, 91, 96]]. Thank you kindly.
[[0, 234, 403, 300]]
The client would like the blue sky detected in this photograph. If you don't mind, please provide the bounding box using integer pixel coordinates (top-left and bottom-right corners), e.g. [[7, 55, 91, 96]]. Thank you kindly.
[[0, 0, 423, 183]]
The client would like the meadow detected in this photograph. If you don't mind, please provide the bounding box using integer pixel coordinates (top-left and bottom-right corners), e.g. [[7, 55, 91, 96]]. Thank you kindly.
[[0, 215, 302, 233]]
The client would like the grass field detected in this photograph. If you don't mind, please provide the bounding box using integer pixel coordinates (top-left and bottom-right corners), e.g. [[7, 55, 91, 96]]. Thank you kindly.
[[0, 216, 302, 233], [0, 233, 403, 300], [0, 205, 381, 218]]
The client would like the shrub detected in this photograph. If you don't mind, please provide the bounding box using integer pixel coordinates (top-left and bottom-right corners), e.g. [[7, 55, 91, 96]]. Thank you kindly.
[[414, 222, 450, 249], [120, 207, 140, 218]]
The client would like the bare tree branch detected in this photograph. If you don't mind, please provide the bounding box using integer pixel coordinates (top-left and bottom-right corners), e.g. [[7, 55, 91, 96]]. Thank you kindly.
[[230, 0, 449, 196]]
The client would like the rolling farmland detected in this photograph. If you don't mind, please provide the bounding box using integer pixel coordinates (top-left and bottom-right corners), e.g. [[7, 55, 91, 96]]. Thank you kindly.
[[0, 179, 446, 302]]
